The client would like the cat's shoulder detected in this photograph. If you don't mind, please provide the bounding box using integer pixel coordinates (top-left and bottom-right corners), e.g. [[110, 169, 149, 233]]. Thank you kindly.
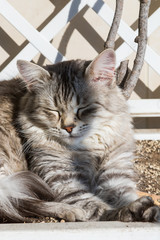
[[0, 78, 26, 96]]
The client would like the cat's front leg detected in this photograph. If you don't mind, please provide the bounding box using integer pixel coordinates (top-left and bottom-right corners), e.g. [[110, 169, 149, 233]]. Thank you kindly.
[[95, 150, 138, 208], [100, 196, 160, 222]]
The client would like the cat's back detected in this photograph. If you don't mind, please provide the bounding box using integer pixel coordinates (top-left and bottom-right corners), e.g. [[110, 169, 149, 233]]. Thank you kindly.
[[0, 78, 27, 176], [0, 78, 25, 125]]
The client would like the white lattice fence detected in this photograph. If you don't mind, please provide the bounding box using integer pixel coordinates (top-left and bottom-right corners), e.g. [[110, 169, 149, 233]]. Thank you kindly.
[[0, 0, 160, 139]]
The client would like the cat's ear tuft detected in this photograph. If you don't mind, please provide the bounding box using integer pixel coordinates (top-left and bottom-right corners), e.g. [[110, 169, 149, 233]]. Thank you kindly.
[[17, 60, 50, 91], [85, 49, 116, 86]]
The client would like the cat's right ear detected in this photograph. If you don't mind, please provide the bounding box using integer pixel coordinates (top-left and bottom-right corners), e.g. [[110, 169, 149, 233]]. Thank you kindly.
[[85, 49, 116, 87], [17, 60, 50, 92]]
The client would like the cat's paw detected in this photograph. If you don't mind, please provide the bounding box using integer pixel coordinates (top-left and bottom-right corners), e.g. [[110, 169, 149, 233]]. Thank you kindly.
[[119, 196, 160, 222], [82, 201, 108, 221], [57, 205, 86, 222]]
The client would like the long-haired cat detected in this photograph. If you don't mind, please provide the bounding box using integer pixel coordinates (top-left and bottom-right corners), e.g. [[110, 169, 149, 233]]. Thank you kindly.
[[0, 49, 159, 223]]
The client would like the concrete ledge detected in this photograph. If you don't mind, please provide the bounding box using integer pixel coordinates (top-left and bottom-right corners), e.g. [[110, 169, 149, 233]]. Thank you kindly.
[[0, 222, 160, 240]]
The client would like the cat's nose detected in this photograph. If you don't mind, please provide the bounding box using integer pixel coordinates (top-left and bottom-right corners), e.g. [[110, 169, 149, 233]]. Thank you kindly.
[[64, 125, 75, 133]]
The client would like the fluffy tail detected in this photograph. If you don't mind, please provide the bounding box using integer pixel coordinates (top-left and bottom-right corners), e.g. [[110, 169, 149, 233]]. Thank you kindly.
[[0, 171, 85, 222]]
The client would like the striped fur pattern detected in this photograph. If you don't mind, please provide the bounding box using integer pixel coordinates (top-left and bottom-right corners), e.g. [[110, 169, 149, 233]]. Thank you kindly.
[[0, 49, 159, 222]]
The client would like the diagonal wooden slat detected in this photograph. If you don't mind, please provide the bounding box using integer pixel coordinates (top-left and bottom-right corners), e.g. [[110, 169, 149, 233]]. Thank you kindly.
[[0, 0, 88, 80], [115, 8, 160, 68], [87, 0, 160, 76], [0, 0, 65, 64]]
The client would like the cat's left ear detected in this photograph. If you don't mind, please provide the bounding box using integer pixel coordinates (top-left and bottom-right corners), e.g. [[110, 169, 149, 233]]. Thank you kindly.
[[85, 49, 116, 87], [17, 60, 50, 91]]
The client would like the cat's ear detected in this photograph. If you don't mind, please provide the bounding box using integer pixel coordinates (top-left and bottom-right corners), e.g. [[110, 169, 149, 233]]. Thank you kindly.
[[85, 49, 116, 86], [17, 60, 50, 91]]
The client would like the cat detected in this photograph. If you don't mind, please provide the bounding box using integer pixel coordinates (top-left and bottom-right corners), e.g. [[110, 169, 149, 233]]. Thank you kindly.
[[0, 49, 159, 223]]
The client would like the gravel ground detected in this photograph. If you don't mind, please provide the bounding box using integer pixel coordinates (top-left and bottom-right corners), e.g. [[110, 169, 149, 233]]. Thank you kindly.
[[135, 140, 160, 196]]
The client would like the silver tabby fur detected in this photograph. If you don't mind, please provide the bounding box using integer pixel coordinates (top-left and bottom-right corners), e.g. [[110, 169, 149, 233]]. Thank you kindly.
[[0, 49, 159, 223]]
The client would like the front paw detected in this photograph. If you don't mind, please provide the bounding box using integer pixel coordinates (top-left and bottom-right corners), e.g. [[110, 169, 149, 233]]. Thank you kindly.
[[58, 205, 87, 222], [119, 196, 160, 222]]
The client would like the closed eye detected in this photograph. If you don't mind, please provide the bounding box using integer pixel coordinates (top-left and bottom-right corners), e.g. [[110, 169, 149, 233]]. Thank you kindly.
[[77, 104, 98, 120], [43, 108, 61, 120]]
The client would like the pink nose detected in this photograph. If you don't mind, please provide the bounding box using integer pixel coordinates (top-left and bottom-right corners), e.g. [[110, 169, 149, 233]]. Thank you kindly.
[[64, 126, 74, 133]]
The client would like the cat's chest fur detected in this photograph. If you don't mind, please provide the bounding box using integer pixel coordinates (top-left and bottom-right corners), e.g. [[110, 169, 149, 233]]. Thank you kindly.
[[26, 131, 106, 192]]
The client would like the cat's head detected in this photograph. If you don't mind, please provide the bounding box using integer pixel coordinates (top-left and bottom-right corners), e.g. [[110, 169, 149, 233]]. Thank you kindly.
[[17, 49, 126, 145]]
